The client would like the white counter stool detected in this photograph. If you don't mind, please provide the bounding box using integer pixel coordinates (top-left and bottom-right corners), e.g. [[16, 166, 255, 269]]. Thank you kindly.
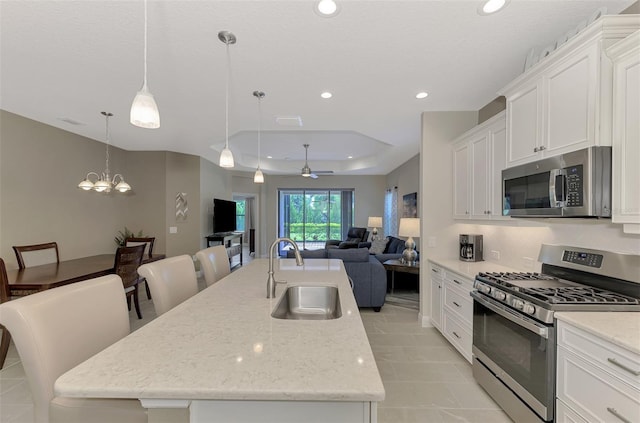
[[195, 245, 231, 287], [0, 275, 147, 423], [137, 255, 198, 316]]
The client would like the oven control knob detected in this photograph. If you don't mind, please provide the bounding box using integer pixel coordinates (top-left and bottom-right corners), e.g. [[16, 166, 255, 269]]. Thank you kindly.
[[523, 304, 536, 315], [512, 299, 524, 310], [477, 284, 491, 294], [493, 290, 506, 301]]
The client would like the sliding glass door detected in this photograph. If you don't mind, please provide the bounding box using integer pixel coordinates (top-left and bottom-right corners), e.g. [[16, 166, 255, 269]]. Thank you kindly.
[[278, 189, 354, 255]]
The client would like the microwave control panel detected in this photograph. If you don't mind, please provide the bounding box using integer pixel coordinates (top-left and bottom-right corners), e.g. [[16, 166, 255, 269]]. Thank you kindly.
[[564, 165, 583, 207]]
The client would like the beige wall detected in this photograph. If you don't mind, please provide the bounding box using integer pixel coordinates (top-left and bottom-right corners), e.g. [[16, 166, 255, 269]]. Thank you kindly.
[[0, 110, 227, 268]]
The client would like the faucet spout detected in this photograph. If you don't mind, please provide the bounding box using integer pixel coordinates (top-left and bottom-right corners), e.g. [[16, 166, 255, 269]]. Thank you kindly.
[[267, 237, 304, 298]]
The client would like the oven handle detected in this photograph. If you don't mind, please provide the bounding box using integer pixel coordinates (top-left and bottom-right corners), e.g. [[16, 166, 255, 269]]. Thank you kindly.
[[471, 291, 549, 339]]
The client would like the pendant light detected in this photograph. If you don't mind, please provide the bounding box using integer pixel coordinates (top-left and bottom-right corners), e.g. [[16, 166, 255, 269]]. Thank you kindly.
[[219, 31, 236, 168], [78, 112, 132, 193], [130, 0, 160, 129], [253, 90, 265, 184]]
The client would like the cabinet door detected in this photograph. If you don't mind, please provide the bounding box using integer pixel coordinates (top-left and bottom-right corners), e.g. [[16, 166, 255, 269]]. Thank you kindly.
[[506, 81, 541, 166], [429, 265, 443, 330], [611, 39, 640, 232], [470, 133, 490, 219], [453, 142, 469, 218], [545, 45, 597, 156], [490, 121, 507, 218]]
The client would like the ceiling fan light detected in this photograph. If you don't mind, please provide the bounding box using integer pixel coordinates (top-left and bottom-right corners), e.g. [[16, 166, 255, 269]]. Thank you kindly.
[[130, 86, 160, 129], [220, 147, 235, 168], [301, 165, 311, 177], [254, 168, 264, 184]]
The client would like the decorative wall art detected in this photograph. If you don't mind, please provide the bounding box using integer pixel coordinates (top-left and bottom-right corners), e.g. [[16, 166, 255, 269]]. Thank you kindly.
[[403, 192, 417, 218], [176, 192, 188, 221]]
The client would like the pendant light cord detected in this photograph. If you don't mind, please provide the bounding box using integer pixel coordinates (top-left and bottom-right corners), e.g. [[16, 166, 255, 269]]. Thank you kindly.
[[143, 0, 148, 88], [257, 95, 262, 169], [225, 42, 230, 149]]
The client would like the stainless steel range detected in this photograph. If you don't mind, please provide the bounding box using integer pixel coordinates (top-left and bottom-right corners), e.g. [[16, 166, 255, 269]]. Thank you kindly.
[[471, 244, 640, 423]]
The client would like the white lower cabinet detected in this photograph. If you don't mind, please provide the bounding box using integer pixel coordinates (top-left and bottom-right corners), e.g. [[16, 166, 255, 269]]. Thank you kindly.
[[556, 320, 640, 423], [428, 260, 473, 363]]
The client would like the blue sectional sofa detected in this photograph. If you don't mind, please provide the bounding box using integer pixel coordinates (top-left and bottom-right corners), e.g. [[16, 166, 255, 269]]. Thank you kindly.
[[287, 247, 387, 311]]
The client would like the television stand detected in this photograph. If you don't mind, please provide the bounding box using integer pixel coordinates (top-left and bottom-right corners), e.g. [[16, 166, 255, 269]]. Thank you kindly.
[[205, 232, 243, 269]]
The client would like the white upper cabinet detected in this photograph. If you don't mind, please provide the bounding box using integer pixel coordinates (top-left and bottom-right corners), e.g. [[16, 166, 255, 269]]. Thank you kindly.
[[452, 111, 506, 220], [501, 16, 640, 168], [607, 30, 640, 234]]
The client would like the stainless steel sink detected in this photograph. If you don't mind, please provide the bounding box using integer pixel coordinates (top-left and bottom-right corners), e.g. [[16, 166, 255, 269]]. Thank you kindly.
[[271, 285, 342, 320]]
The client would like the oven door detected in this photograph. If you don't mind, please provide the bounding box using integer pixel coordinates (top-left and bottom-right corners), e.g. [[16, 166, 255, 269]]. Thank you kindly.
[[471, 292, 555, 421]]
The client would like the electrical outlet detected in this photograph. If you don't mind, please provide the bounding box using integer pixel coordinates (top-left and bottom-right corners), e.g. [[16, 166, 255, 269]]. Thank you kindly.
[[169, 226, 178, 234], [522, 257, 534, 270], [427, 236, 436, 248], [490, 250, 500, 260]]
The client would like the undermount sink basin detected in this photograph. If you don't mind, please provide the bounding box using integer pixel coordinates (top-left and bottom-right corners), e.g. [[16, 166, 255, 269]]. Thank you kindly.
[[271, 285, 342, 320]]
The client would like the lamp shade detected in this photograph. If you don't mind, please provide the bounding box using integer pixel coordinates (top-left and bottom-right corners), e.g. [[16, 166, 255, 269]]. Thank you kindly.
[[398, 217, 420, 238], [367, 216, 382, 228], [253, 168, 264, 183], [130, 86, 160, 129], [219, 147, 235, 168]]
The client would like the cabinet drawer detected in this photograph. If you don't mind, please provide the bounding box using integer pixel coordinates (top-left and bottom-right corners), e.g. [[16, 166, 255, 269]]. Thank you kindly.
[[557, 346, 640, 423], [558, 321, 640, 387], [443, 271, 473, 291], [556, 399, 588, 423], [429, 263, 443, 278], [443, 313, 472, 363], [443, 284, 472, 325]]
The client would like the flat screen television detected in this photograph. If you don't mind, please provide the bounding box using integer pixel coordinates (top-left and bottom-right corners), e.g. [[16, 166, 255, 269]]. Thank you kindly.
[[213, 198, 237, 234]]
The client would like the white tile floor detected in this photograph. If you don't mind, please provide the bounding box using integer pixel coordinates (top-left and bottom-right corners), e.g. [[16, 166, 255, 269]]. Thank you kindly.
[[1, 257, 511, 423]]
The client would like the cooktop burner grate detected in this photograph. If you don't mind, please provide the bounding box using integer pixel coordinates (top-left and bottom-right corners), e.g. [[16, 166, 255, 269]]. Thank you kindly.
[[480, 272, 557, 281], [522, 287, 640, 305]]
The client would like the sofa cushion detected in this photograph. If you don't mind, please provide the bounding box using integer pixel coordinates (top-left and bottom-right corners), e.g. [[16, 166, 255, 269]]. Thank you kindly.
[[286, 249, 328, 259], [328, 247, 370, 262], [369, 238, 389, 255], [385, 236, 406, 254]]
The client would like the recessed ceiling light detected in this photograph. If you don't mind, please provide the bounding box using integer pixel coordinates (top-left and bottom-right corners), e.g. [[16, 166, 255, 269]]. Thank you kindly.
[[348, 156, 353, 159], [416, 92, 429, 99], [478, 0, 509, 15], [321, 92, 333, 99], [267, 155, 273, 159], [315, 0, 339, 17]]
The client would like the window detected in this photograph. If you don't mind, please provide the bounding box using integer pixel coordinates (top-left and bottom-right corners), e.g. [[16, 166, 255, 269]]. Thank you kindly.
[[384, 187, 398, 236], [278, 189, 354, 254], [236, 200, 246, 232]]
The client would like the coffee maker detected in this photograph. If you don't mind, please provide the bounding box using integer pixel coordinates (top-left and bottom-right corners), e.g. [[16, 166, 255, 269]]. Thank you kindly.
[[459, 234, 483, 262]]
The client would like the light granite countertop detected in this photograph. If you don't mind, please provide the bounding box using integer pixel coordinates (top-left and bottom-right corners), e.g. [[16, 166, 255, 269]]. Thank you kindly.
[[555, 312, 640, 355], [55, 259, 385, 402], [428, 257, 519, 280]]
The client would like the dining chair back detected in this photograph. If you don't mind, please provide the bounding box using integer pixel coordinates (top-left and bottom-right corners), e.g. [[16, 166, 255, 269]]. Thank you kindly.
[[195, 245, 231, 287], [114, 244, 145, 319], [0, 258, 11, 369], [12, 242, 59, 269], [125, 237, 156, 300], [0, 275, 146, 423], [137, 255, 199, 316]]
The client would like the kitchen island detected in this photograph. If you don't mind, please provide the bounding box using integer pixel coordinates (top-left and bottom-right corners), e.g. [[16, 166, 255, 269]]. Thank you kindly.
[[55, 258, 385, 423]]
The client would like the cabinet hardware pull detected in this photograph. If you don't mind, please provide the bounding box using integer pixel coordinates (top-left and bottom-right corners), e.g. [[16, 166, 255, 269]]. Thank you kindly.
[[453, 301, 461, 308], [432, 268, 439, 273], [607, 407, 632, 423], [533, 147, 539, 152], [607, 358, 640, 376], [452, 331, 461, 339], [539, 145, 545, 151], [453, 279, 462, 285]]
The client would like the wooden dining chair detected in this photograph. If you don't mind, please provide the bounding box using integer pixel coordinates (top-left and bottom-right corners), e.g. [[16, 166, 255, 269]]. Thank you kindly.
[[195, 245, 231, 287], [12, 242, 59, 269], [0, 258, 12, 369], [114, 244, 145, 320], [137, 255, 199, 316], [0, 275, 146, 423], [124, 237, 155, 299]]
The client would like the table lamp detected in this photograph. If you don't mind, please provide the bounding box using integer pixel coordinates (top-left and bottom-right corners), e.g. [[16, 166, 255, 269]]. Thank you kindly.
[[367, 216, 383, 240], [398, 217, 420, 265]]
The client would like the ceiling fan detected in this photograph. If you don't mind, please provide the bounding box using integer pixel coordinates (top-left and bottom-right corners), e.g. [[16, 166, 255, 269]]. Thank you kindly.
[[301, 144, 333, 179]]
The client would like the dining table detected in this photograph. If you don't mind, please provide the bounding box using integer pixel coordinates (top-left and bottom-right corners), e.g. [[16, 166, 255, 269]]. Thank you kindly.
[[6, 253, 166, 295]]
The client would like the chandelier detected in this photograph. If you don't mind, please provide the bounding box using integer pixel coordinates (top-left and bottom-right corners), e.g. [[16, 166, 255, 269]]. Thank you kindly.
[[78, 112, 132, 193]]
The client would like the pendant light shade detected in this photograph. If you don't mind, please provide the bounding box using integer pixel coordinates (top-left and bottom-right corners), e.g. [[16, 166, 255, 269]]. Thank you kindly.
[[219, 31, 236, 168], [253, 90, 265, 184], [130, 0, 160, 129]]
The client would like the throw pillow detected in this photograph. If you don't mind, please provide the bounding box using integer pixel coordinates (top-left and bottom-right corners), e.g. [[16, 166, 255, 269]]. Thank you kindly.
[[369, 237, 389, 255]]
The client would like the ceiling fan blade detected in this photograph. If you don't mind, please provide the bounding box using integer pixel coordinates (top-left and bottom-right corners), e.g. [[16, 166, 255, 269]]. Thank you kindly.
[[309, 173, 319, 179]]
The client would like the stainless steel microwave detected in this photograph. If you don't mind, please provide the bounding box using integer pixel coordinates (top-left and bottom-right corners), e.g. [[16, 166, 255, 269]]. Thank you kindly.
[[502, 146, 611, 217]]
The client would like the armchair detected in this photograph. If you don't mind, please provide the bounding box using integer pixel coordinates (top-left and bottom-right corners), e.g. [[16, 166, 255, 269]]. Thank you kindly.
[[325, 227, 370, 249]]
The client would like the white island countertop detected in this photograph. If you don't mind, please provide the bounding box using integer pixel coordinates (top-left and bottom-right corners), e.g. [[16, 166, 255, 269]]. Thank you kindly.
[[55, 259, 385, 403], [555, 312, 640, 355]]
